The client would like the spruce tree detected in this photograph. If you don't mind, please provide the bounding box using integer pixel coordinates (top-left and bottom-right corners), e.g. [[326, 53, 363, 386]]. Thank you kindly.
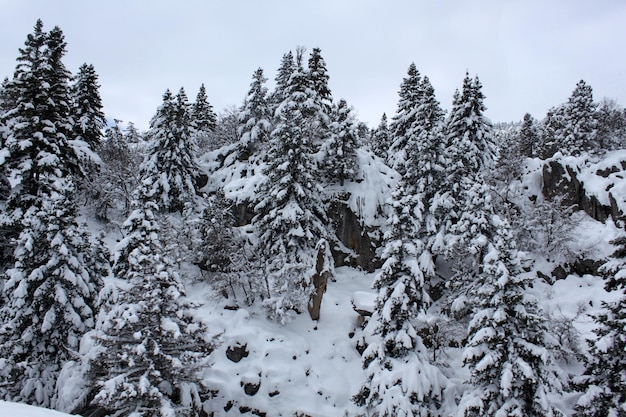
[[90, 192, 211, 417], [574, 235, 626, 417], [0, 180, 105, 407], [307, 47, 332, 114], [562, 80, 597, 155], [236, 67, 271, 160], [519, 113, 539, 158], [72, 63, 106, 150], [1, 20, 82, 204], [141, 88, 200, 213], [539, 105, 567, 159], [354, 180, 448, 416], [388, 63, 423, 173], [270, 51, 295, 112], [322, 98, 359, 186], [457, 218, 563, 417], [442, 74, 493, 272], [370, 113, 391, 160], [191, 83, 216, 141], [253, 62, 332, 323]]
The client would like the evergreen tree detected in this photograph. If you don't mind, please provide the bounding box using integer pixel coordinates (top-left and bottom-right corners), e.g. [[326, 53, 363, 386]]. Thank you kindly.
[[442, 74, 493, 269], [574, 235, 626, 417], [322, 98, 359, 186], [539, 105, 566, 159], [197, 190, 261, 305], [124, 121, 144, 144], [388, 63, 423, 173], [236, 67, 272, 159], [370, 113, 391, 160], [253, 62, 332, 323], [354, 180, 448, 416], [1, 20, 83, 205], [519, 113, 539, 158], [307, 47, 332, 114], [0, 180, 106, 407], [141, 88, 200, 213], [444, 73, 493, 184], [457, 218, 563, 417], [190, 83, 216, 145], [72, 63, 106, 150], [562, 80, 597, 155], [595, 98, 626, 150], [89, 195, 211, 417], [270, 51, 295, 112]]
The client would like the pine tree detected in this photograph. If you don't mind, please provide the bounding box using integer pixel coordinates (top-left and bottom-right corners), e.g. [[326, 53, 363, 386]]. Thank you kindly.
[[124, 121, 144, 144], [519, 113, 539, 158], [253, 62, 332, 323], [574, 235, 626, 417], [370, 113, 392, 160], [236, 67, 271, 160], [457, 217, 563, 417], [307, 47, 332, 114], [72, 63, 106, 150], [322, 98, 359, 186], [0, 180, 105, 407], [141, 88, 200, 213], [270, 51, 295, 112], [190, 83, 216, 148], [539, 105, 567, 159], [354, 180, 448, 416], [388, 63, 423, 173], [442, 74, 493, 270], [197, 190, 260, 305], [562, 80, 597, 155], [1, 20, 83, 204], [89, 194, 211, 417]]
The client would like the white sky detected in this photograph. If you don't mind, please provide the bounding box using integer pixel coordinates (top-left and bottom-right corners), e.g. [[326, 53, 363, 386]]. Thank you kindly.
[[1, 0, 625, 130]]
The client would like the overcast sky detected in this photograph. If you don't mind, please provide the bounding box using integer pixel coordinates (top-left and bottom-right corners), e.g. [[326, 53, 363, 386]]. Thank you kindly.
[[1, 0, 625, 130]]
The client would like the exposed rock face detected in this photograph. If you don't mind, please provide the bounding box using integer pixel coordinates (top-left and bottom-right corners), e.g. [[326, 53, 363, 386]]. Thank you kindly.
[[308, 242, 331, 321], [327, 202, 380, 272], [542, 159, 620, 223]]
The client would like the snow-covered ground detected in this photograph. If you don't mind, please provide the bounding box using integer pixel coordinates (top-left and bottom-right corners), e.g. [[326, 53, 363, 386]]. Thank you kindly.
[[191, 266, 375, 416], [0, 401, 76, 417]]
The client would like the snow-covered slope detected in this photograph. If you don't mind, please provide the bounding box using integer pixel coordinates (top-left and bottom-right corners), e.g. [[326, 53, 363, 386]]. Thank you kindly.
[[0, 401, 77, 417], [193, 266, 374, 416]]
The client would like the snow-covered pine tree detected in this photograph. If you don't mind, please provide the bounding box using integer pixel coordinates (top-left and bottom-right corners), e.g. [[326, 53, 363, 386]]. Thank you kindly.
[[1, 20, 83, 205], [519, 113, 540, 158], [253, 60, 332, 323], [190, 83, 217, 151], [388, 63, 423, 174], [370, 113, 392, 160], [124, 121, 144, 144], [236, 67, 272, 160], [0, 179, 105, 408], [89, 191, 211, 417], [562, 80, 597, 155], [197, 189, 261, 305], [322, 98, 359, 186], [539, 105, 567, 159], [307, 47, 333, 114], [457, 216, 564, 417], [574, 235, 626, 417], [407, 76, 447, 257], [441, 74, 493, 275], [72, 63, 106, 150], [270, 51, 295, 112], [141, 88, 200, 213], [354, 179, 448, 417]]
